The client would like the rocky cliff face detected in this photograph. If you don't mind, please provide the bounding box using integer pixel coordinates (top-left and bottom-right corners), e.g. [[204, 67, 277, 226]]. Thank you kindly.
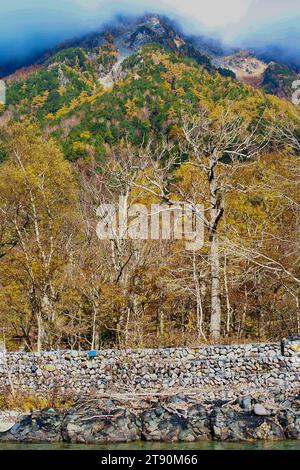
[[212, 51, 268, 88]]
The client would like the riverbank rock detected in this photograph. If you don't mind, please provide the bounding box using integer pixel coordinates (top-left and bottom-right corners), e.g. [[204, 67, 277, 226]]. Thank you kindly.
[[0, 391, 299, 443], [211, 407, 284, 441], [61, 404, 141, 444], [276, 394, 300, 439], [239, 396, 253, 412], [142, 403, 211, 442], [253, 404, 270, 416], [0, 422, 15, 433], [0, 408, 63, 442]]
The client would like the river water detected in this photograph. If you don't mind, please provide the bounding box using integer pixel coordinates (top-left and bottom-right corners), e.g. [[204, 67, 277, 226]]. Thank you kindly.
[[0, 441, 300, 450]]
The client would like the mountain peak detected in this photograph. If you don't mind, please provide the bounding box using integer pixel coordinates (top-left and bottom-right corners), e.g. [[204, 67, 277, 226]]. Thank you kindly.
[[1, 12, 299, 102], [142, 13, 164, 25]]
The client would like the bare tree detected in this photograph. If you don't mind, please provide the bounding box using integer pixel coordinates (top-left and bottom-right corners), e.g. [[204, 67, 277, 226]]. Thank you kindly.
[[125, 110, 266, 341]]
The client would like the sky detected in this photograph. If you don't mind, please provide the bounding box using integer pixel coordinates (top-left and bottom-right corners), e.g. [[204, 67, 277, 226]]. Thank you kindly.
[[0, 0, 300, 70]]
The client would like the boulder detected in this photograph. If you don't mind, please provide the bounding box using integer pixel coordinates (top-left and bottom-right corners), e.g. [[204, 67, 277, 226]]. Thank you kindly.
[[279, 411, 300, 439], [239, 396, 253, 412], [62, 406, 141, 443], [141, 404, 211, 442], [0, 422, 15, 433], [253, 404, 270, 416], [0, 408, 63, 442], [211, 407, 284, 441]]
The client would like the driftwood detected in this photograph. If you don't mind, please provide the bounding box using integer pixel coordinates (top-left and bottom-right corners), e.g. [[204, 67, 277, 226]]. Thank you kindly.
[[66, 382, 296, 421], [80, 414, 117, 422]]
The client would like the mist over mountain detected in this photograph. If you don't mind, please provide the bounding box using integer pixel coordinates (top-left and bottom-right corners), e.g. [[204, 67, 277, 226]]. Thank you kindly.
[[1, 0, 300, 77]]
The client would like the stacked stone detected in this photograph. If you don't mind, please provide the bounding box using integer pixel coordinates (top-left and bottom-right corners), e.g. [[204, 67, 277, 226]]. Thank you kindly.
[[0, 339, 299, 395]]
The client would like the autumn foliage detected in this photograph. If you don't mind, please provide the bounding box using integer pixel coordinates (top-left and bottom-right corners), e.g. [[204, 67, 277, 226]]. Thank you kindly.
[[0, 44, 299, 350]]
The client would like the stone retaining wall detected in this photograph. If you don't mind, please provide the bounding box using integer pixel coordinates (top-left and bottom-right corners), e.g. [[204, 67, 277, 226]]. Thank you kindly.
[[0, 339, 299, 396]]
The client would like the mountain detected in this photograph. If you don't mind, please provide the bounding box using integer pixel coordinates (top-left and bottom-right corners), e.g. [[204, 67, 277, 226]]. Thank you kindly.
[[2, 14, 212, 81], [261, 62, 300, 99], [3, 13, 299, 101], [1, 14, 299, 163]]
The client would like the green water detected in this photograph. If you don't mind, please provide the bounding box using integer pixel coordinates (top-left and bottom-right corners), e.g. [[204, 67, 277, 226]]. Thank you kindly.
[[0, 441, 300, 451]]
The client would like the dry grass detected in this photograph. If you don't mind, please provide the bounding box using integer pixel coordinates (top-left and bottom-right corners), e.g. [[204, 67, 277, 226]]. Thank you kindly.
[[0, 390, 75, 412]]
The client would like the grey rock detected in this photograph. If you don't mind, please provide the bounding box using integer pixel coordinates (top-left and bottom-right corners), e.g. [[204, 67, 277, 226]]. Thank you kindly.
[[62, 406, 141, 444], [169, 393, 186, 404], [211, 407, 284, 441], [240, 396, 253, 412], [254, 404, 270, 416], [0, 409, 63, 442], [0, 422, 16, 433]]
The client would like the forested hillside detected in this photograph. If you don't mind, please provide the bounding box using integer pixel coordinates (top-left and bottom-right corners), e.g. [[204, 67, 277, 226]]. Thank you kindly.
[[0, 19, 300, 351]]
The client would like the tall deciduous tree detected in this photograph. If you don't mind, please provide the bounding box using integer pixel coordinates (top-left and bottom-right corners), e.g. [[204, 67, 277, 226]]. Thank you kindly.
[[0, 123, 79, 351]]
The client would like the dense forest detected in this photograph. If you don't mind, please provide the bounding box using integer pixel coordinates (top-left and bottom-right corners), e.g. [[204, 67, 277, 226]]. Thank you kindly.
[[0, 41, 300, 351]]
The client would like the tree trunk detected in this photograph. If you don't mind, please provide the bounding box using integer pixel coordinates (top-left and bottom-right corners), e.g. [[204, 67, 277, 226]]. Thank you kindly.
[[209, 164, 222, 342], [157, 309, 164, 337], [91, 302, 97, 350], [36, 312, 43, 353], [296, 296, 300, 335], [124, 307, 131, 346], [224, 253, 231, 336], [209, 232, 222, 341], [193, 251, 206, 341], [41, 291, 52, 349]]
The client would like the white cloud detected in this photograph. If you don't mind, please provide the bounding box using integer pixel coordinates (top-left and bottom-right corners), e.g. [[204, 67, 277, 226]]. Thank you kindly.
[[1, 0, 300, 70], [161, 0, 252, 28], [72, 0, 252, 30]]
